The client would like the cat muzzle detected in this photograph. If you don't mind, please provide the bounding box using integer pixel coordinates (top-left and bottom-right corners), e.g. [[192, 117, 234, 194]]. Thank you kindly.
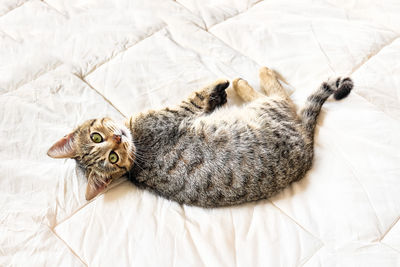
[[112, 134, 122, 144]]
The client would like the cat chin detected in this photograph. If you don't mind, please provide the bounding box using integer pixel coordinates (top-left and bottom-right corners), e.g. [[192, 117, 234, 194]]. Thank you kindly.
[[119, 123, 135, 162], [120, 125, 133, 145]]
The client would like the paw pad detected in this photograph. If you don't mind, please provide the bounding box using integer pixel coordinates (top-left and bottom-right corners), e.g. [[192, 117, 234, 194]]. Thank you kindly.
[[206, 81, 229, 111], [333, 77, 353, 100]]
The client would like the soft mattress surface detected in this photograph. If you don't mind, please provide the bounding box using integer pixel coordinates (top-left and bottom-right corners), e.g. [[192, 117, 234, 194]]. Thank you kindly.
[[1, 0, 400, 266]]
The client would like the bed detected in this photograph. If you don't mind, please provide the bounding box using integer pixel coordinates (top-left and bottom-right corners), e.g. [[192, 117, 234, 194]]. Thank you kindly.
[[1, 0, 400, 266]]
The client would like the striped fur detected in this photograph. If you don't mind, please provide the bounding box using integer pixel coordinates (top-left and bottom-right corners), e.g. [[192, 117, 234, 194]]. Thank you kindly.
[[301, 77, 354, 140], [48, 69, 353, 206]]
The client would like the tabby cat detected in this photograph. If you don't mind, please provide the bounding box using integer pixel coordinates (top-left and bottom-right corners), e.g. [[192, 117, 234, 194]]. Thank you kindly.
[[48, 67, 353, 207]]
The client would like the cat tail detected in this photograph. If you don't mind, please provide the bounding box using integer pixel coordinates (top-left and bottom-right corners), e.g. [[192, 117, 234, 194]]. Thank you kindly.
[[301, 77, 353, 139]]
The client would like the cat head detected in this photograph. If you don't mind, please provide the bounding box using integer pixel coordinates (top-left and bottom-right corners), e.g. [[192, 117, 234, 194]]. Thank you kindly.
[[47, 118, 135, 200]]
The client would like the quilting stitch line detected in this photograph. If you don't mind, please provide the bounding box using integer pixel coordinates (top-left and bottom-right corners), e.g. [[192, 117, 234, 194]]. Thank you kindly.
[[0, 0, 29, 17], [47, 225, 88, 267], [269, 200, 325, 244], [153, 1, 299, 91], [381, 242, 400, 254], [75, 75, 126, 118], [207, 0, 264, 30], [176, 0, 400, 113], [229, 210, 239, 267], [310, 22, 336, 75], [205, 5, 400, 90], [349, 35, 400, 76], [41, 0, 69, 19], [174, 0, 207, 31], [321, 1, 400, 36], [83, 26, 166, 79], [380, 215, 400, 242], [323, 127, 386, 239], [9, 61, 63, 93], [52, 179, 127, 228], [0, 30, 19, 43], [300, 243, 324, 267], [351, 91, 400, 123], [269, 201, 325, 266], [180, 217, 207, 267], [171, 22, 301, 96], [204, 28, 294, 87]]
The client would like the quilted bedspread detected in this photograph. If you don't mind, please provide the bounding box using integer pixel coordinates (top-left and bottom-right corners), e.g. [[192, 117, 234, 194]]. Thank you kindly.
[[1, 0, 400, 266]]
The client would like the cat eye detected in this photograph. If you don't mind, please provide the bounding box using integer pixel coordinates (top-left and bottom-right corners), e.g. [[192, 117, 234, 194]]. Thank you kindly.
[[90, 132, 103, 143], [109, 151, 119, 164]]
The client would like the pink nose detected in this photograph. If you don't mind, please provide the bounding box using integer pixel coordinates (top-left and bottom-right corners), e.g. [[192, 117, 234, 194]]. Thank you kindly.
[[112, 134, 122, 144]]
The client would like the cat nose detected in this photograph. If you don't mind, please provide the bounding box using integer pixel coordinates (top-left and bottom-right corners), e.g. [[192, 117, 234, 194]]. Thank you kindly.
[[112, 134, 122, 144]]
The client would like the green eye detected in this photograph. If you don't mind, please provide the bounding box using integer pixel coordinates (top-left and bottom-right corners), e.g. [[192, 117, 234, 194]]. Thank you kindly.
[[90, 132, 103, 143], [109, 151, 119, 164]]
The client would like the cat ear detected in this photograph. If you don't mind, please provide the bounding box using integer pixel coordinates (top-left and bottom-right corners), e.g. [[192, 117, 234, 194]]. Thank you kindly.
[[85, 171, 112, 200], [47, 133, 76, 158]]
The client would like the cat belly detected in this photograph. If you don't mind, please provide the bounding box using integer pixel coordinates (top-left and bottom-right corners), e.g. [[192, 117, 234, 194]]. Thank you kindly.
[[133, 119, 311, 208]]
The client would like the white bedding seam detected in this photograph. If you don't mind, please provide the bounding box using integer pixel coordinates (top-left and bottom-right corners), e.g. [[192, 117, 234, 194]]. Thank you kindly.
[[269, 201, 326, 266], [349, 35, 400, 75], [47, 225, 88, 267], [76, 75, 127, 118], [206, 0, 265, 31], [322, 127, 388, 239], [41, 0, 69, 19], [208, 14, 399, 94], [83, 27, 166, 79], [53, 199, 96, 233], [205, 30, 400, 125], [380, 242, 400, 254], [164, 27, 244, 80], [310, 23, 336, 74], [379, 215, 400, 242], [268, 200, 325, 243], [53, 179, 128, 228], [348, 34, 400, 122], [0, 0, 29, 17], [209, 29, 297, 88], [8, 61, 63, 93], [180, 207, 207, 267], [352, 91, 400, 123], [323, 1, 400, 36], [175, 0, 208, 31], [229, 210, 239, 267], [173, 0, 265, 33], [0, 29, 19, 43], [300, 243, 324, 267], [162, 4, 285, 86], [171, 1, 287, 82], [174, 0, 400, 119]]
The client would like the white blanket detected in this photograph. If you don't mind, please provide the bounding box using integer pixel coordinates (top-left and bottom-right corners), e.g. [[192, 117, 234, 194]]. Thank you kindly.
[[1, 0, 400, 266]]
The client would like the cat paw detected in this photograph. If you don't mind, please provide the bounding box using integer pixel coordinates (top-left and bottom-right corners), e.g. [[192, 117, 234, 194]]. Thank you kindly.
[[205, 79, 229, 112], [326, 77, 352, 89], [326, 77, 353, 100], [334, 77, 353, 100], [259, 66, 276, 80], [232, 78, 245, 89]]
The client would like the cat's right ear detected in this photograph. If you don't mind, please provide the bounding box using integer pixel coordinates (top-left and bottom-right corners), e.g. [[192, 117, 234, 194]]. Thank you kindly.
[[47, 133, 76, 158]]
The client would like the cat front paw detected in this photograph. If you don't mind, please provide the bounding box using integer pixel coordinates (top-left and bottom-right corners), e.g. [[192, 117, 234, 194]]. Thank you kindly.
[[206, 79, 229, 112]]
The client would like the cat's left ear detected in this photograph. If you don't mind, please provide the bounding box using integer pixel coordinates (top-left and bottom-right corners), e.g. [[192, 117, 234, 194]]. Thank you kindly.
[[47, 133, 76, 158], [85, 170, 112, 200]]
